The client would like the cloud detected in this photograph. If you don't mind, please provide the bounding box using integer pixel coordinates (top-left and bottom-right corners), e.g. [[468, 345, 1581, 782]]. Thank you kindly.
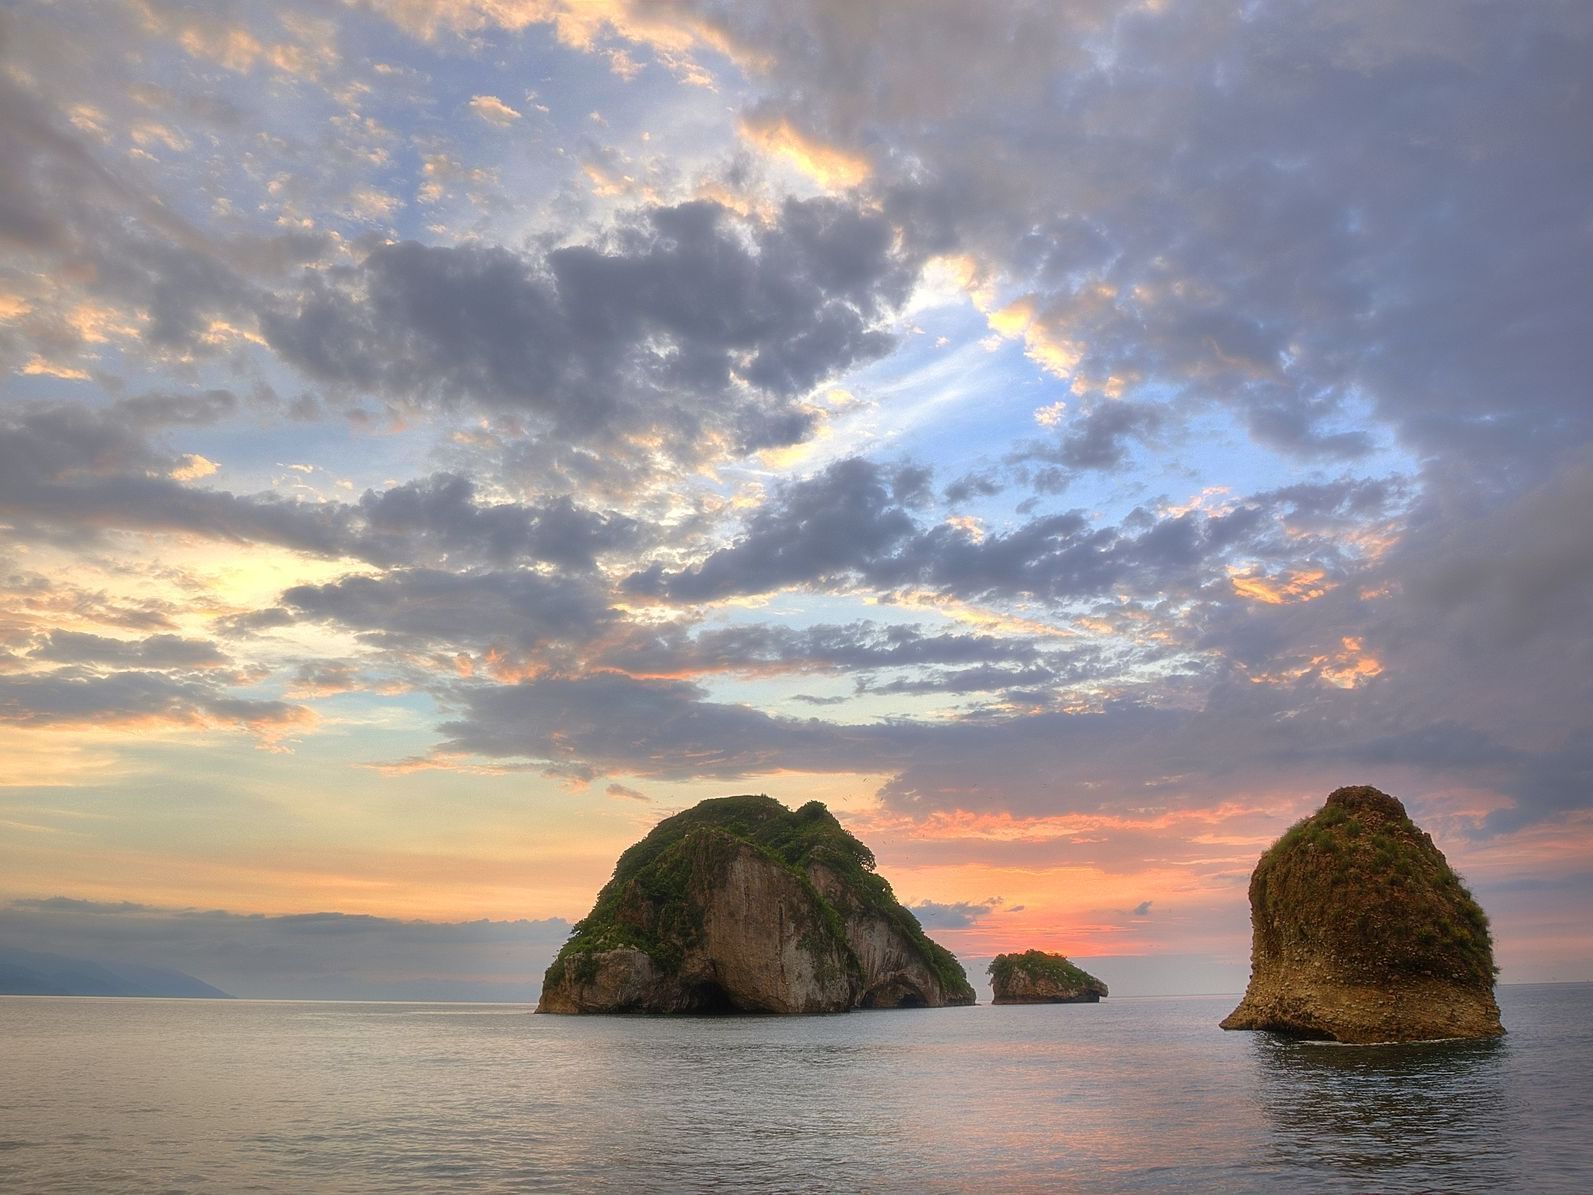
[[277, 569, 612, 657], [943, 470, 1003, 505], [907, 898, 1002, 930], [0, 401, 353, 557], [287, 661, 361, 698], [263, 198, 920, 473], [1397, 449, 1593, 655], [29, 631, 231, 671], [0, 897, 571, 1001], [0, 572, 180, 637], [672, 1, 1592, 476], [418, 667, 1202, 806], [0, 69, 325, 368], [417, 641, 1571, 832], [1131, 900, 1152, 917], [626, 458, 921, 602], [1017, 399, 1169, 489], [0, 670, 313, 740], [0, 0, 1588, 893], [116, 431, 1560, 837], [353, 474, 640, 570], [168, 453, 220, 481], [598, 619, 1048, 681], [605, 782, 650, 802], [637, 456, 1395, 612], [858, 664, 1069, 698], [433, 672, 851, 781], [0, 405, 640, 570], [467, 94, 521, 125], [740, 112, 870, 189]]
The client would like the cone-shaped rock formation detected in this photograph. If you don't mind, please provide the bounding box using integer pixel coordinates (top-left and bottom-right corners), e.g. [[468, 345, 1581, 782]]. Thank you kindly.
[[1221, 785, 1502, 1042]]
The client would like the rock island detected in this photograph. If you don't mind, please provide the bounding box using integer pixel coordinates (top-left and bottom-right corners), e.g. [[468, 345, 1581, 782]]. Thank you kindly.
[[537, 794, 976, 1014], [989, 951, 1108, 1003], [1221, 784, 1503, 1042]]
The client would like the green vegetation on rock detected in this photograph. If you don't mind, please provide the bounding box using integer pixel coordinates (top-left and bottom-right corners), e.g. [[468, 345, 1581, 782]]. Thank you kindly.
[[988, 950, 1108, 1003], [1251, 785, 1496, 987], [1222, 784, 1503, 1042], [989, 950, 1103, 991], [543, 794, 975, 1008]]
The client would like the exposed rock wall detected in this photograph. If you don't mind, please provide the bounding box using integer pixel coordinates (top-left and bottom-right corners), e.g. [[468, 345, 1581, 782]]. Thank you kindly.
[[807, 863, 963, 1008], [536, 945, 660, 1015], [697, 841, 859, 1013]]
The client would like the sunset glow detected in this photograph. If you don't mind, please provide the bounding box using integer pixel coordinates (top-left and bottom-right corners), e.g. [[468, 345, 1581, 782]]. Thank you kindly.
[[2, 0, 1590, 1000]]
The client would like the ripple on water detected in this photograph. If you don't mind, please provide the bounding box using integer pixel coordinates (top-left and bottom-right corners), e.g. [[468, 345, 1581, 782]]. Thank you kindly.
[[0, 986, 1588, 1193]]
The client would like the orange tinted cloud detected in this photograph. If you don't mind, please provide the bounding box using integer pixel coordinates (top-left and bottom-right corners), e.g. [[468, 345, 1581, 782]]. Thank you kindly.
[[1319, 636, 1384, 688], [1228, 566, 1331, 604], [739, 115, 871, 189]]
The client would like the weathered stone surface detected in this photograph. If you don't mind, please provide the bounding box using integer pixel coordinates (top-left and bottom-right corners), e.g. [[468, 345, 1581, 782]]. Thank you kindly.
[[695, 837, 859, 1014], [1221, 785, 1503, 1043], [534, 946, 659, 1015], [536, 795, 976, 1014], [989, 951, 1108, 1004], [807, 862, 970, 1009]]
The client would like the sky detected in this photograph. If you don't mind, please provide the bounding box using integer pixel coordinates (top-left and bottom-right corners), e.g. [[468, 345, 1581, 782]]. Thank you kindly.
[[2, 0, 1590, 1001]]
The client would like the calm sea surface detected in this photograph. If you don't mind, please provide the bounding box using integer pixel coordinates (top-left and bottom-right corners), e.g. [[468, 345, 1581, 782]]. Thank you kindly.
[[1, 984, 1588, 1192]]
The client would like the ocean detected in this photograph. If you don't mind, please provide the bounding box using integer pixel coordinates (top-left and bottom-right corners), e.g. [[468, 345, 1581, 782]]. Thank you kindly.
[[2, 984, 1588, 1192]]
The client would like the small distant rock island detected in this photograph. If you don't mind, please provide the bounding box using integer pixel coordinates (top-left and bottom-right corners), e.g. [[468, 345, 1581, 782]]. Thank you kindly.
[[989, 951, 1108, 1004], [1221, 784, 1503, 1043], [537, 795, 977, 1014]]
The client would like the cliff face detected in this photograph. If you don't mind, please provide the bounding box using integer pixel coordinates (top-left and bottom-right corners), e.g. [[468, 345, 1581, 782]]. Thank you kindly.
[[537, 795, 976, 1014], [1221, 785, 1503, 1043], [989, 951, 1108, 1004]]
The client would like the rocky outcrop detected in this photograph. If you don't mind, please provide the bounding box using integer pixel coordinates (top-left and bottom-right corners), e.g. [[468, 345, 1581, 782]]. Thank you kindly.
[[802, 859, 967, 1009], [1221, 785, 1503, 1043], [537, 795, 977, 1014], [989, 951, 1108, 1004]]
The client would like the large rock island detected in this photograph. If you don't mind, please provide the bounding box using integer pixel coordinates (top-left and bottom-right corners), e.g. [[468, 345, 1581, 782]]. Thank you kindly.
[[989, 951, 1108, 1003], [537, 795, 977, 1014], [1221, 785, 1503, 1043]]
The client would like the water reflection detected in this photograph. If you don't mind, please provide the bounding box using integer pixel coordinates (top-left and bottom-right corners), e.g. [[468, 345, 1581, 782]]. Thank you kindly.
[[524, 1015, 927, 1191], [1253, 1033, 1519, 1191], [5, 993, 1584, 1193]]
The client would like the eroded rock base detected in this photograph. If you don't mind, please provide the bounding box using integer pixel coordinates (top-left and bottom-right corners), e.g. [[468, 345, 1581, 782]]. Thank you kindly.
[[1221, 975, 1503, 1043]]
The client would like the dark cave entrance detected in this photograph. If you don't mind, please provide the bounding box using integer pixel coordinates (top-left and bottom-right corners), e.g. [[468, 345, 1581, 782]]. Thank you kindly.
[[860, 982, 929, 1009], [687, 981, 741, 1014]]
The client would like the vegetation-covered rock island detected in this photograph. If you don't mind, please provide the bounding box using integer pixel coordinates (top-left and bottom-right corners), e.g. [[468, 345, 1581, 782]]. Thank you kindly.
[[537, 795, 977, 1014], [989, 951, 1108, 1003], [1221, 785, 1503, 1043]]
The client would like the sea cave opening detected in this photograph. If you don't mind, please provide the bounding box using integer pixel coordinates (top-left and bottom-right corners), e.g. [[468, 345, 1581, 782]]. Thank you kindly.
[[860, 983, 928, 1010], [687, 981, 741, 1015]]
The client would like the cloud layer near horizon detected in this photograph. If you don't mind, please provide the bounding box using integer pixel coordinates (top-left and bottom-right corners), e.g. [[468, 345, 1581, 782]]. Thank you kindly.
[[0, 898, 570, 1001]]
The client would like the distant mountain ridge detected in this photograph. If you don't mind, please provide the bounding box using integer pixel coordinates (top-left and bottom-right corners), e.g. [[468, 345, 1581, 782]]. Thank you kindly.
[[0, 945, 231, 998]]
